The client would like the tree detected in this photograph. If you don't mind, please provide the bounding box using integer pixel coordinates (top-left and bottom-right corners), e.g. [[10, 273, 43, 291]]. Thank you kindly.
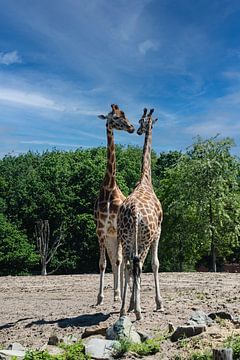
[[0, 213, 38, 275], [160, 137, 240, 271], [34, 219, 64, 275]]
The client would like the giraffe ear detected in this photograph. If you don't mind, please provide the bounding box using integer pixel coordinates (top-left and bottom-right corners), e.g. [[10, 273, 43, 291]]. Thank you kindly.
[[98, 115, 107, 120], [152, 118, 158, 124]]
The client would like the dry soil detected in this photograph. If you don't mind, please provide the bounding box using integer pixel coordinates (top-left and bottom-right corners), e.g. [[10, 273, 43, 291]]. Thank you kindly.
[[0, 272, 239, 358]]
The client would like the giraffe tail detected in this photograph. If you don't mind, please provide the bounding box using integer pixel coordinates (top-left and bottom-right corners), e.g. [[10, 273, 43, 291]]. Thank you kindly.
[[132, 212, 141, 283], [133, 256, 141, 279]]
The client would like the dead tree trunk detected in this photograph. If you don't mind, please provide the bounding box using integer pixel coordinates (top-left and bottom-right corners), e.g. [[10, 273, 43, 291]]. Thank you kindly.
[[34, 220, 62, 276], [213, 348, 232, 360]]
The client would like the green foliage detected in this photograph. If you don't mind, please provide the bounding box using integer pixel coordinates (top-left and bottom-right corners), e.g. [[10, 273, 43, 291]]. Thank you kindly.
[[113, 338, 160, 358], [0, 213, 38, 275], [159, 136, 240, 271], [225, 335, 240, 359], [24, 341, 89, 360], [188, 352, 212, 360], [0, 137, 239, 275]]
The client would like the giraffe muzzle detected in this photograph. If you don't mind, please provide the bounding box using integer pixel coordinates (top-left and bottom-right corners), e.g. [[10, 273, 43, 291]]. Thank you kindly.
[[128, 126, 135, 133]]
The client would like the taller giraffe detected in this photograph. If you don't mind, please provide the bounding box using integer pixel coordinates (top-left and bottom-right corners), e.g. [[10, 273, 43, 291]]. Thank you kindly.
[[117, 108, 163, 320], [94, 104, 135, 305]]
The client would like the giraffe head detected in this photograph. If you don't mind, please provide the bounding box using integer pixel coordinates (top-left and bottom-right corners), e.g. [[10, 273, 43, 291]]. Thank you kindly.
[[137, 108, 158, 135], [98, 104, 135, 133]]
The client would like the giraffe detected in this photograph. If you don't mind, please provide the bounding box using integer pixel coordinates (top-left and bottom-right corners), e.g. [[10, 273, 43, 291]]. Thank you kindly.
[[117, 108, 164, 320], [94, 104, 135, 305]]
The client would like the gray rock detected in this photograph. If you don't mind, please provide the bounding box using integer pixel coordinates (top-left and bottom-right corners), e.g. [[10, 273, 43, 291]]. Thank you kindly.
[[106, 316, 141, 343], [7, 343, 25, 352], [137, 331, 153, 342], [48, 335, 59, 346], [85, 338, 119, 359], [171, 325, 206, 342], [208, 311, 233, 321], [187, 310, 213, 326], [0, 349, 26, 359]]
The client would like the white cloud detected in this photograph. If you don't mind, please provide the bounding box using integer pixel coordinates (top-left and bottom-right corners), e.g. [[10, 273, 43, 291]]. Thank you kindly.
[[20, 140, 85, 148], [0, 51, 22, 65], [185, 118, 240, 138], [138, 39, 159, 55], [0, 87, 63, 111]]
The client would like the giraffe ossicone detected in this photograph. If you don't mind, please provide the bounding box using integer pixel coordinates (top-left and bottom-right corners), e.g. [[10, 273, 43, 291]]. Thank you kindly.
[[117, 108, 164, 320], [94, 104, 135, 306]]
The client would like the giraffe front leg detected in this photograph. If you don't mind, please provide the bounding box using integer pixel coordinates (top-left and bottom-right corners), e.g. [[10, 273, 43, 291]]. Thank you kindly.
[[151, 234, 164, 311], [113, 262, 121, 302], [97, 242, 106, 305]]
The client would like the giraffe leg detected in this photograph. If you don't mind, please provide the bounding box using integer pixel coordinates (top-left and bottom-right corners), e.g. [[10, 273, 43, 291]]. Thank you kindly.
[[114, 242, 123, 302], [113, 263, 121, 302], [120, 263, 130, 317], [97, 242, 106, 305], [128, 287, 135, 312], [133, 259, 142, 320], [151, 234, 164, 311], [120, 260, 124, 299]]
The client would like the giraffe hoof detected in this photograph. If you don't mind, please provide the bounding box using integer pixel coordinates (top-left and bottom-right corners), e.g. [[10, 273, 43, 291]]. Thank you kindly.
[[96, 295, 104, 306], [120, 309, 127, 317], [135, 311, 142, 321], [128, 304, 134, 312]]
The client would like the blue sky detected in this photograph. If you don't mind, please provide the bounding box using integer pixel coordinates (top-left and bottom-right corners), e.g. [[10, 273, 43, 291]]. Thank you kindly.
[[1, 0, 240, 157]]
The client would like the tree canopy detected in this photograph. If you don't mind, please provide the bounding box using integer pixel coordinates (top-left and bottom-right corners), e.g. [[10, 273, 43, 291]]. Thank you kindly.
[[0, 138, 239, 275]]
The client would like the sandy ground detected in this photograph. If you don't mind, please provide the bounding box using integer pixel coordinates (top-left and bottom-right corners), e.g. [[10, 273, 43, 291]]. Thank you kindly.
[[0, 272, 239, 358]]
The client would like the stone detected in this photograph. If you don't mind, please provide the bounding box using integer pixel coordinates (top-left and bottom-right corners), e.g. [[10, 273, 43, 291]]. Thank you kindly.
[[85, 338, 119, 359], [208, 311, 233, 321], [7, 343, 25, 352], [168, 322, 175, 333], [137, 331, 153, 342], [187, 310, 213, 326], [82, 325, 108, 339], [48, 335, 59, 346], [106, 316, 141, 343], [171, 325, 206, 342], [0, 349, 26, 359]]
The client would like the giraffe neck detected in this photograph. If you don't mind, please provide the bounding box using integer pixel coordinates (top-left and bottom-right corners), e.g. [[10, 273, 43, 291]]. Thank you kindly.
[[140, 126, 152, 185], [103, 125, 116, 189]]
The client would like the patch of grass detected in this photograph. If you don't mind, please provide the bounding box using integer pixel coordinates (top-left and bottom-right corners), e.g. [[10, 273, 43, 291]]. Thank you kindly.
[[224, 335, 240, 360], [24, 341, 90, 360], [130, 338, 160, 356], [113, 338, 160, 358], [188, 351, 212, 360], [174, 350, 212, 360], [112, 338, 132, 358]]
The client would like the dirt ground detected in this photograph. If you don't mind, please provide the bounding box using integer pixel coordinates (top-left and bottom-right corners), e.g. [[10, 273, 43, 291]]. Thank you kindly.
[[0, 272, 239, 358]]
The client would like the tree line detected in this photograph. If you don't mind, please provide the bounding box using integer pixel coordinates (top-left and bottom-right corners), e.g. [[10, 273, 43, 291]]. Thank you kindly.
[[0, 136, 239, 276]]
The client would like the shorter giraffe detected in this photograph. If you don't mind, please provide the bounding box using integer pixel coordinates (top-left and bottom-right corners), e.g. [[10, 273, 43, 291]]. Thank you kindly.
[[117, 108, 163, 320], [94, 104, 135, 305]]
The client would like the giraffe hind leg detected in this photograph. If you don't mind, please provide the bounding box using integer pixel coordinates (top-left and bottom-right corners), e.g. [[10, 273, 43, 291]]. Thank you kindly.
[[151, 234, 164, 311]]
